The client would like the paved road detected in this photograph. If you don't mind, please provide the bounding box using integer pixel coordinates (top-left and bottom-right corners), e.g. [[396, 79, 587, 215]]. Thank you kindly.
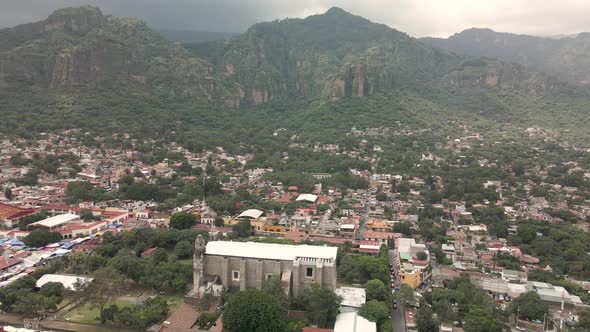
[[389, 249, 406, 332], [357, 156, 378, 240]]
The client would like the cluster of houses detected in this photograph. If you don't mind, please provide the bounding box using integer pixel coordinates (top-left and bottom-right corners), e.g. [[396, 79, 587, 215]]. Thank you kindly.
[[1, 126, 590, 330]]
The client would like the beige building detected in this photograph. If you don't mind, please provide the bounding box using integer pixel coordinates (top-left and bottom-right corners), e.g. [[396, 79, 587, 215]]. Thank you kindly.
[[201, 241, 337, 298]]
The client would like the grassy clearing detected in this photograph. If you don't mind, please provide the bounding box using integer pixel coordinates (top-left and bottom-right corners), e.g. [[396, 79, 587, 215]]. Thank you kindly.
[[62, 300, 135, 324]]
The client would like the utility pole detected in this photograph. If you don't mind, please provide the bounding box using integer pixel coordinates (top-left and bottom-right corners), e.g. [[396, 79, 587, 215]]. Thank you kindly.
[[516, 306, 520, 329]]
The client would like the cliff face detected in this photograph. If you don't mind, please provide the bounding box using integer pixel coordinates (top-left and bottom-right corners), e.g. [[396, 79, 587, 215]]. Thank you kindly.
[[421, 28, 590, 86], [0, 6, 237, 102], [193, 8, 560, 106], [0, 6, 574, 113]]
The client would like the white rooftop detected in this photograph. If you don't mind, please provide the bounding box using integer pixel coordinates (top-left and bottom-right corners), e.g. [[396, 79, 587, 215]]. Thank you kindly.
[[236, 209, 264, 219], [335, 287, 366, 308], [36, 274, 93, 291], [334, 311, 377, 332], [441, 244, 455, 251], [30, 213, 79, 228], [206, 241, 338, 262], [296, 194, 318, 203], [397, 238, 416, 254]]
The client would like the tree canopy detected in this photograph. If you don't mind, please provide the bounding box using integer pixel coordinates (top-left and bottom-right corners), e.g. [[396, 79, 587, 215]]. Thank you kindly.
[[222, 289, 286, 332], [169, 212, 195, 230], [23, 229, 62, 247]]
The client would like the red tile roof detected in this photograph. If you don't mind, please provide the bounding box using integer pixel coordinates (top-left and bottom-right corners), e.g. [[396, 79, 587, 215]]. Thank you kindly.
[[0, 203, 35, 220], [364, 231, 396, 240], [0, 257, 22, 270], [141, 247, 157, 256]]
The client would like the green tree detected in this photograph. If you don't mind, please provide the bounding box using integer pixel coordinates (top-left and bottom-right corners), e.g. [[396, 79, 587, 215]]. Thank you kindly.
[[511, 160, 525, 177], [511, 292, 548, 321], [416, 306, 439, 332], [232, 220, 252, 238], [358, 300, 390, 324], [463, 307, 506, 332], [132, 167, 144, 178], [262, 276, 288, 308], [222, 289, 286, 332], [13, 290, 59, 318], [214, 216, 224, 227], [366, 279, 388, 302], [17, 210, 48, 231], [392, 222, 412, 237], [79, 208, 95, 222], [39, 282, 64, 298], [23, 229, 62, 247], [79, 267, 129, 323], [4, 187, 13, 201], [572, 308, 590, 331], [174, 240, 194, 259], [416, 251, 428, 261], [299, 284, 341, 328], [517, 224, 537, 244], [394, 284, 415, 306], [169, 212, 195, 230]]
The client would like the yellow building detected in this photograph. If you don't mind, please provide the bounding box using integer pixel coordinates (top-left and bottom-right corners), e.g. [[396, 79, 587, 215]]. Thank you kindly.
[[397, 238, 432, 289], [399, 263, 423, 289], [262, 224, 286, 234], [366, 220, 391, 233]]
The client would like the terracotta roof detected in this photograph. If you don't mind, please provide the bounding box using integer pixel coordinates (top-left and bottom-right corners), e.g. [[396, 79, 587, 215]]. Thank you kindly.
[[0, 203, 35, 220], [364, 231, 396, 240], [141, 247, 157, 256], [161, 302, 199, 331], [0, 257, 22, 270]]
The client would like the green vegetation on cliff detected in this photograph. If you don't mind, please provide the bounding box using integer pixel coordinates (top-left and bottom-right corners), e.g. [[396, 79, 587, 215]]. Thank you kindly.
[[0, 6, 589, 146]]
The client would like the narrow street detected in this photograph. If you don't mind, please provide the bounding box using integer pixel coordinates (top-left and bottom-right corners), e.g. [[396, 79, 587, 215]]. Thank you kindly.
[[389, 249, 406, 332]]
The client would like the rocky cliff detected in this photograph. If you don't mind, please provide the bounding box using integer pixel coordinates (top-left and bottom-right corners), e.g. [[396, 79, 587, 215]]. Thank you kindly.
[[0, 6, 578, 116], [0, 6, 239, 103], [421, 28, 590, 86]]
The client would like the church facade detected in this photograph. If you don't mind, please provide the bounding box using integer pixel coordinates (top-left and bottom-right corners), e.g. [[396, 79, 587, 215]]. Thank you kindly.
[[195, 241, 338, 298]]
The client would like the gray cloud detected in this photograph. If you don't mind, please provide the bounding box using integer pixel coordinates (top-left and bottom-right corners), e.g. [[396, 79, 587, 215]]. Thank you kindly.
[[1, 0, 590, 37]]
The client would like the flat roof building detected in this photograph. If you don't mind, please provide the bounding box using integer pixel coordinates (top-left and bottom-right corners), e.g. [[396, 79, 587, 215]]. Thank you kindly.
[[396, 238, 432, 289], [29, 213, 80, 231], [296, 194, 318, 203], [36, 274, 93, 291], [201, 241, 337, 298], [334, 311, 376, 332], [335, 287, 366, 313], [236, 209, 264, 220]]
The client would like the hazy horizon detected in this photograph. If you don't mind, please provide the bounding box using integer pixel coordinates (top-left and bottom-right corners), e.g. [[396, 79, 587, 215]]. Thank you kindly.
[[2, 0, 590, 38]]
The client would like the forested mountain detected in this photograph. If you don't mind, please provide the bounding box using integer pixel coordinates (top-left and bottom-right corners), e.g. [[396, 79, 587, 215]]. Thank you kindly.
[[421, 28, 590, 86], [157, 30, 238, 43], [0, 6, 589, 145], [187, 7, 565, 105]]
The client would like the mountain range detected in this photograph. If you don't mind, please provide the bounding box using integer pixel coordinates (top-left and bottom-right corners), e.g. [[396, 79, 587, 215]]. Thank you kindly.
[[0, 6, 589, 143], [421, 28, 590, 86], [157, 30, 238, 43]]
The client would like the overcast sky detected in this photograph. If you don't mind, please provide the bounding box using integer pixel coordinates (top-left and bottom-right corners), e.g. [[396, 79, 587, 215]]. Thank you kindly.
[[2, 0, 590, 38]]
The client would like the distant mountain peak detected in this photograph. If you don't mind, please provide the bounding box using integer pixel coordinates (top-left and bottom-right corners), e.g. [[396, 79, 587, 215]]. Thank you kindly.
[[45, 6, 105, 34], [324, 7, 352, 16]]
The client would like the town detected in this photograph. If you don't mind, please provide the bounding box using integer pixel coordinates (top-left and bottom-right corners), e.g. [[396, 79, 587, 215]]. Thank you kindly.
[[0, 122, 588, 332]]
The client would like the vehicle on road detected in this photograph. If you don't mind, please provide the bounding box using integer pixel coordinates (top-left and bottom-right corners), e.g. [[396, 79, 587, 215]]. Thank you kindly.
[[392, 301, 398, 310]]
